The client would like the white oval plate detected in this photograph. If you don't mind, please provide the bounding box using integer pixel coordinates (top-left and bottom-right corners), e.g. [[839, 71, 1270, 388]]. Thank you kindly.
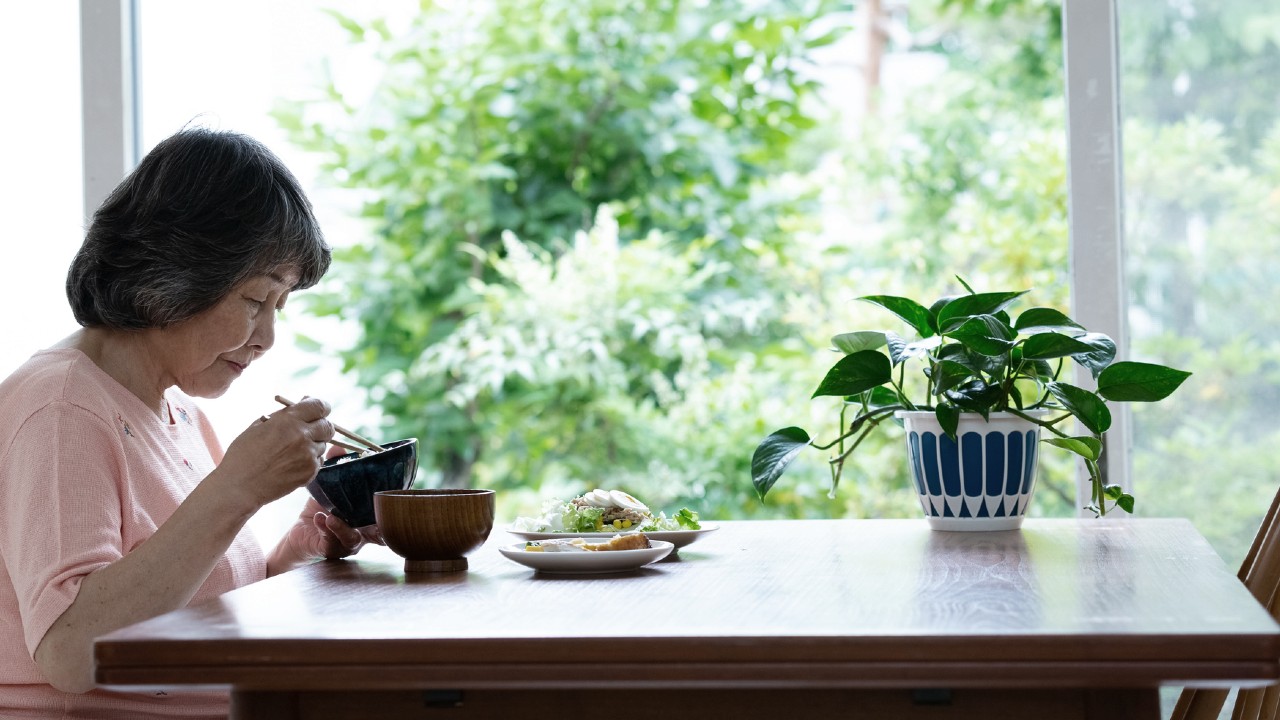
[[504, 524, 717, 549], [498, 540, 675, 574]]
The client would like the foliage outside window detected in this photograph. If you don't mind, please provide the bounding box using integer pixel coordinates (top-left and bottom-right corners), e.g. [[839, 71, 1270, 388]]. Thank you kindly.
[[276, 0, 1094, 524], [1118, 0, 1280, 565], [280, 0, 1280, 530]]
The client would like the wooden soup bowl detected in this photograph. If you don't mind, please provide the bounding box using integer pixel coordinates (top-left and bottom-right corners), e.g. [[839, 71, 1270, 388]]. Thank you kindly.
[[374, 489, 496, 573]]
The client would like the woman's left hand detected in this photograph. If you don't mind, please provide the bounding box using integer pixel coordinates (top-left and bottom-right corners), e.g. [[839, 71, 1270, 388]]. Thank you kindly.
[[307, 498, 385, 560], [267, 497, 385, 575]]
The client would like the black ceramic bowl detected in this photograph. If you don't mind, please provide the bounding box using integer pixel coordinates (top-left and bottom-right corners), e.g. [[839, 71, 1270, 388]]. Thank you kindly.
[[306, 438, 418, 528]]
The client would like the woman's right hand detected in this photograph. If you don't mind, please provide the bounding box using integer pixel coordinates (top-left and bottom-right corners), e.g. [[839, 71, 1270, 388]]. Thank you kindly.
[[216, 396, 335, 509]]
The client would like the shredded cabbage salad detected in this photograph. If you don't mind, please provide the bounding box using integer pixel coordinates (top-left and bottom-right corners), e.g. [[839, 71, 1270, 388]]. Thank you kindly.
[[510, 492, 701, 533]]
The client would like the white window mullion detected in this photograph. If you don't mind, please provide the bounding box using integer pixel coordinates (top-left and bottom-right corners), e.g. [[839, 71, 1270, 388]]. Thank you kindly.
[[79, 0, 140, 222], [1062, 0, 1130, 515]]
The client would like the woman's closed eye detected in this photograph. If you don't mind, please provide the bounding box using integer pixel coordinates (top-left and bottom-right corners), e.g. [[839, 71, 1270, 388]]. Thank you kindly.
[[246, 297, 283, 317]]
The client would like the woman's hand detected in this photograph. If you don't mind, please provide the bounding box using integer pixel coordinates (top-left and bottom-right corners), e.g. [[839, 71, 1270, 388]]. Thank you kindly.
[[215, 396, 335, 511], [267, 497, 385, 576]]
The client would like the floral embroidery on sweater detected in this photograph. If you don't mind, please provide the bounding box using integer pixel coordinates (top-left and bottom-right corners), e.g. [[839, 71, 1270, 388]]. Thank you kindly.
[[115, 413, 134, 438], [175, 405, 192, 425]]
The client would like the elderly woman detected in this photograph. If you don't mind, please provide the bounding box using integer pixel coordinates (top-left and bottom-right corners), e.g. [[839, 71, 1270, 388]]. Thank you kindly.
[[0, 128, 374, 717]]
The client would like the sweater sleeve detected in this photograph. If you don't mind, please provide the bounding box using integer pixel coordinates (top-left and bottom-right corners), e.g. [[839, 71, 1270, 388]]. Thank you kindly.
[[0, 401, 129, 656]]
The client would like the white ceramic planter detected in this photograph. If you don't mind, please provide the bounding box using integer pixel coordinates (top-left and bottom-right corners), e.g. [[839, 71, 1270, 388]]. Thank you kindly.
[[897, 411, 1045, 532]]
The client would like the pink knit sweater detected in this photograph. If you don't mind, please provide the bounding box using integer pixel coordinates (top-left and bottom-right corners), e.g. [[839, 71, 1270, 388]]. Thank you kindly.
[[0, 349, 266, 718]]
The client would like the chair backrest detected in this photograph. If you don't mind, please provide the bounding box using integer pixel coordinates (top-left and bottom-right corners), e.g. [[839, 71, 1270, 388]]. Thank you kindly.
[[1171, 487, 1280, 720]]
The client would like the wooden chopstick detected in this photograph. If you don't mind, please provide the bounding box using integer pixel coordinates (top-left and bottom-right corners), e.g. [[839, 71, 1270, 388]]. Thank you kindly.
[[329, 438, 364, 454], [274, 395, 386, 453]]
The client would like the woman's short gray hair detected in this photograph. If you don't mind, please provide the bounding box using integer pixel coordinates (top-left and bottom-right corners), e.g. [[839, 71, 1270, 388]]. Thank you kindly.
[[66, 128, 331, 329]]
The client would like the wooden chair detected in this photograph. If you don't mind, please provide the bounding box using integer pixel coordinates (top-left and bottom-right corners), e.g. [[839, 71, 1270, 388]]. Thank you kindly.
[[1171, 487, 1280, 720]]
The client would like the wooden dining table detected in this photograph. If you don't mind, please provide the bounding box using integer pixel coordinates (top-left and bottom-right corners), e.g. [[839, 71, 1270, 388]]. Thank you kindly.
[[95, 518, 1280, 719]]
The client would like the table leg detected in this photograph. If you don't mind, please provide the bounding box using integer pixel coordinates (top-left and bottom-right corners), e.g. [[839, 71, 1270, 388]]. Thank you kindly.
[[1084, 688, 1162, 719], [230, 690, 298, 720]]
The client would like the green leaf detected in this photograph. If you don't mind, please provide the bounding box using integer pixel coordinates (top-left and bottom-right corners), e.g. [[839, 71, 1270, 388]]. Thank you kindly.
[[1014, 307, 1085, 335], [936, 404, 960, 439], [1022, 332, 1098, 360], [1104, 485, 1136, 514], [1097, 361, 1192, 402], [1070, 333, 1118, 379], [931, 359, 974, 396], [936, 290, 1028, 332], [831, 331, 887, 354], [944, 380, 1001, 416], [901, 335, 942, 361], [751, 428, 812, 500], [927, 294, 962, 334], [935, 342, 974, 366], [948, 315, 1016, 356], [293, 333, 324, 353], [1043, 435, 1102, 461], [1018, 358, 1056, 380], [885, 332, 939, 365], [860, 295, 935, 338], [861, 386, 901, 408], [885, 332, 908, 366], [320, 8, 366, 41], [812, 350, 893, 398], [1046, 382, 1112, 434]]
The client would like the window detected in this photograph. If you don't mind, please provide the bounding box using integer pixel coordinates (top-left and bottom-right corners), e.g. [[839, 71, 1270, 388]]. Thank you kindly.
[[78, 2, 1268, 556], [0, 4, 83, 377], [1117, 0, 1280, 566]]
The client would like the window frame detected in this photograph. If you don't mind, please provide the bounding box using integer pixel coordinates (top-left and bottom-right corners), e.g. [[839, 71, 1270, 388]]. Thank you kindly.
[[1062, 0, 1130, 514], [79, 0, 140, 223]]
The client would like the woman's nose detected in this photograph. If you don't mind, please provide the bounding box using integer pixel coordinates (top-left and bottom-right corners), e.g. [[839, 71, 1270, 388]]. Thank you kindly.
[[249, 311, 276, 352]]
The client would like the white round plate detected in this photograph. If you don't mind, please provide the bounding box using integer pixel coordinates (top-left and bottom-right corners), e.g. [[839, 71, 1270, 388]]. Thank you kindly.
[[498, 540, 675, 574], [504, 524, 717, 549]]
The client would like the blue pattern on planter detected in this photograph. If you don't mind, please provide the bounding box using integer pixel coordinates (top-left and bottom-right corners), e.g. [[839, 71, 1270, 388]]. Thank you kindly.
[[907, 433, 926, 496], [985, 432, 1004, 496], [1006, 433, 1024, 496], [1022, 431, 1037, 494], [940, 434, 961, 498], [961, 432, 983, 497], [902, 414, 1042, 530], [921, 432, 942, 496]]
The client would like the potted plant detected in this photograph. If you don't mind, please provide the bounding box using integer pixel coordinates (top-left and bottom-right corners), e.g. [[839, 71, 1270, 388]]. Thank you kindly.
[[751, 278, 1191, 530]]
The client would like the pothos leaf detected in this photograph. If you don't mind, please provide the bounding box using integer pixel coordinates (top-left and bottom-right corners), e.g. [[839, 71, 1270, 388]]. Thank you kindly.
[[1046, 382, 1112, 434], [831, 331, 887, 354], [812, 350, 893, 398], [1097, 361, 1192, 402], [1043, 436, 1102, 461], [1022, 332, 1098, 360], [1014, 307, 1085, 335], [860, 295, 935, 338], [1070, 333, 1118, 379], [859, 386, 901, 408], [751, 427, 812, 500], [936, 291, 1028, 332], [930, 359, 973, 396], [935, 404, 960, 440], [948, 315, 1016, 356], [1104, 484, 1135, 513]]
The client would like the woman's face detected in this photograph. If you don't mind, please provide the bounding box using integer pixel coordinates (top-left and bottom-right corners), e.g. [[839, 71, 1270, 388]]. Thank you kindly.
[[159, 267, 301, 399]]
